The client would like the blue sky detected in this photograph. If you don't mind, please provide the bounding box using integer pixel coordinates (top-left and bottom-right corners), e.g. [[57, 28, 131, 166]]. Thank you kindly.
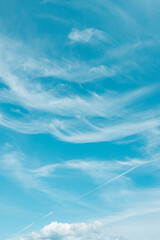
[[0, 0, 160, 239]]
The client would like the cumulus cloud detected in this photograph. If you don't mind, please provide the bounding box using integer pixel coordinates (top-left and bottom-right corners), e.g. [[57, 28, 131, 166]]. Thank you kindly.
[[15, 206, 160, 240], [19, 220, 121, 240], [13, 205, 160, 240]]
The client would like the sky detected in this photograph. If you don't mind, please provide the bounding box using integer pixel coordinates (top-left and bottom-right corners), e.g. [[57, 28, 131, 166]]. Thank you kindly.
[[0, 0, 160, 239]]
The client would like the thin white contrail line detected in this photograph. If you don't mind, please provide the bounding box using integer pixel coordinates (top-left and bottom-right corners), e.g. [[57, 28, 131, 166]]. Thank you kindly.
[[16, 159, 156, 236], [17, 211, 53, 235], [42, 211, 53, 219], [18, 222, 35, 234], [17, 165, 140, 234], [77, 160, 155, 200]]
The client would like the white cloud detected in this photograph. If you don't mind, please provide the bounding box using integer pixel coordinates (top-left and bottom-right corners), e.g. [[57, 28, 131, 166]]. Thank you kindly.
[[2, 148, 158, 209], [0, 150, 141, 189], [22, 57, 117, 83], [0, 60, 158, 143], [28, 158, 146, 185], [0, 151, 77, 203], [0, 151, 48, 192], [68, 28, 106, 43], [62, 158, 151, 183], [0, 109, 160, 144], [3, 150, 156, 206], [49, 118, 160, 143], [18, 220, 121, 240], [13, 207, 160, 240], [0, 36, 116, 85], [0, 35, 159, 144], [77, 158, 156, 200], [2, 150, 160, 239]]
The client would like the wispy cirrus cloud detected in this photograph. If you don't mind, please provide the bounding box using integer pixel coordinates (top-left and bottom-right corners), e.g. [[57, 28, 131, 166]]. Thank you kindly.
[[0, 34, 159, 143], [4, 150, 160, 239], [0, 151, 49, 192], [1, 147, 156, 203], [0, 95, 160, 144], [0, 36, 117, 85], [2, 147, 158, 200], [29, 158, 150, 182], [0, 151, 78, 203], [77, 159, 156, 200]]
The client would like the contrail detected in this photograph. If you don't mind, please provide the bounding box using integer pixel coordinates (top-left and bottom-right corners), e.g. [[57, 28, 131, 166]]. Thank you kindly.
[[17, 211, 53, 235], [16, 159, 156, 236], [77, 159, 155, 200], [42, 211, 53, 219], [18, 222, 35, 234]]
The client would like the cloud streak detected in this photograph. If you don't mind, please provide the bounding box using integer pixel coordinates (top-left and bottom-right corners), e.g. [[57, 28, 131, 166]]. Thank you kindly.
[[0, 29, 159, 144], [0, 151, 78, 204]]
